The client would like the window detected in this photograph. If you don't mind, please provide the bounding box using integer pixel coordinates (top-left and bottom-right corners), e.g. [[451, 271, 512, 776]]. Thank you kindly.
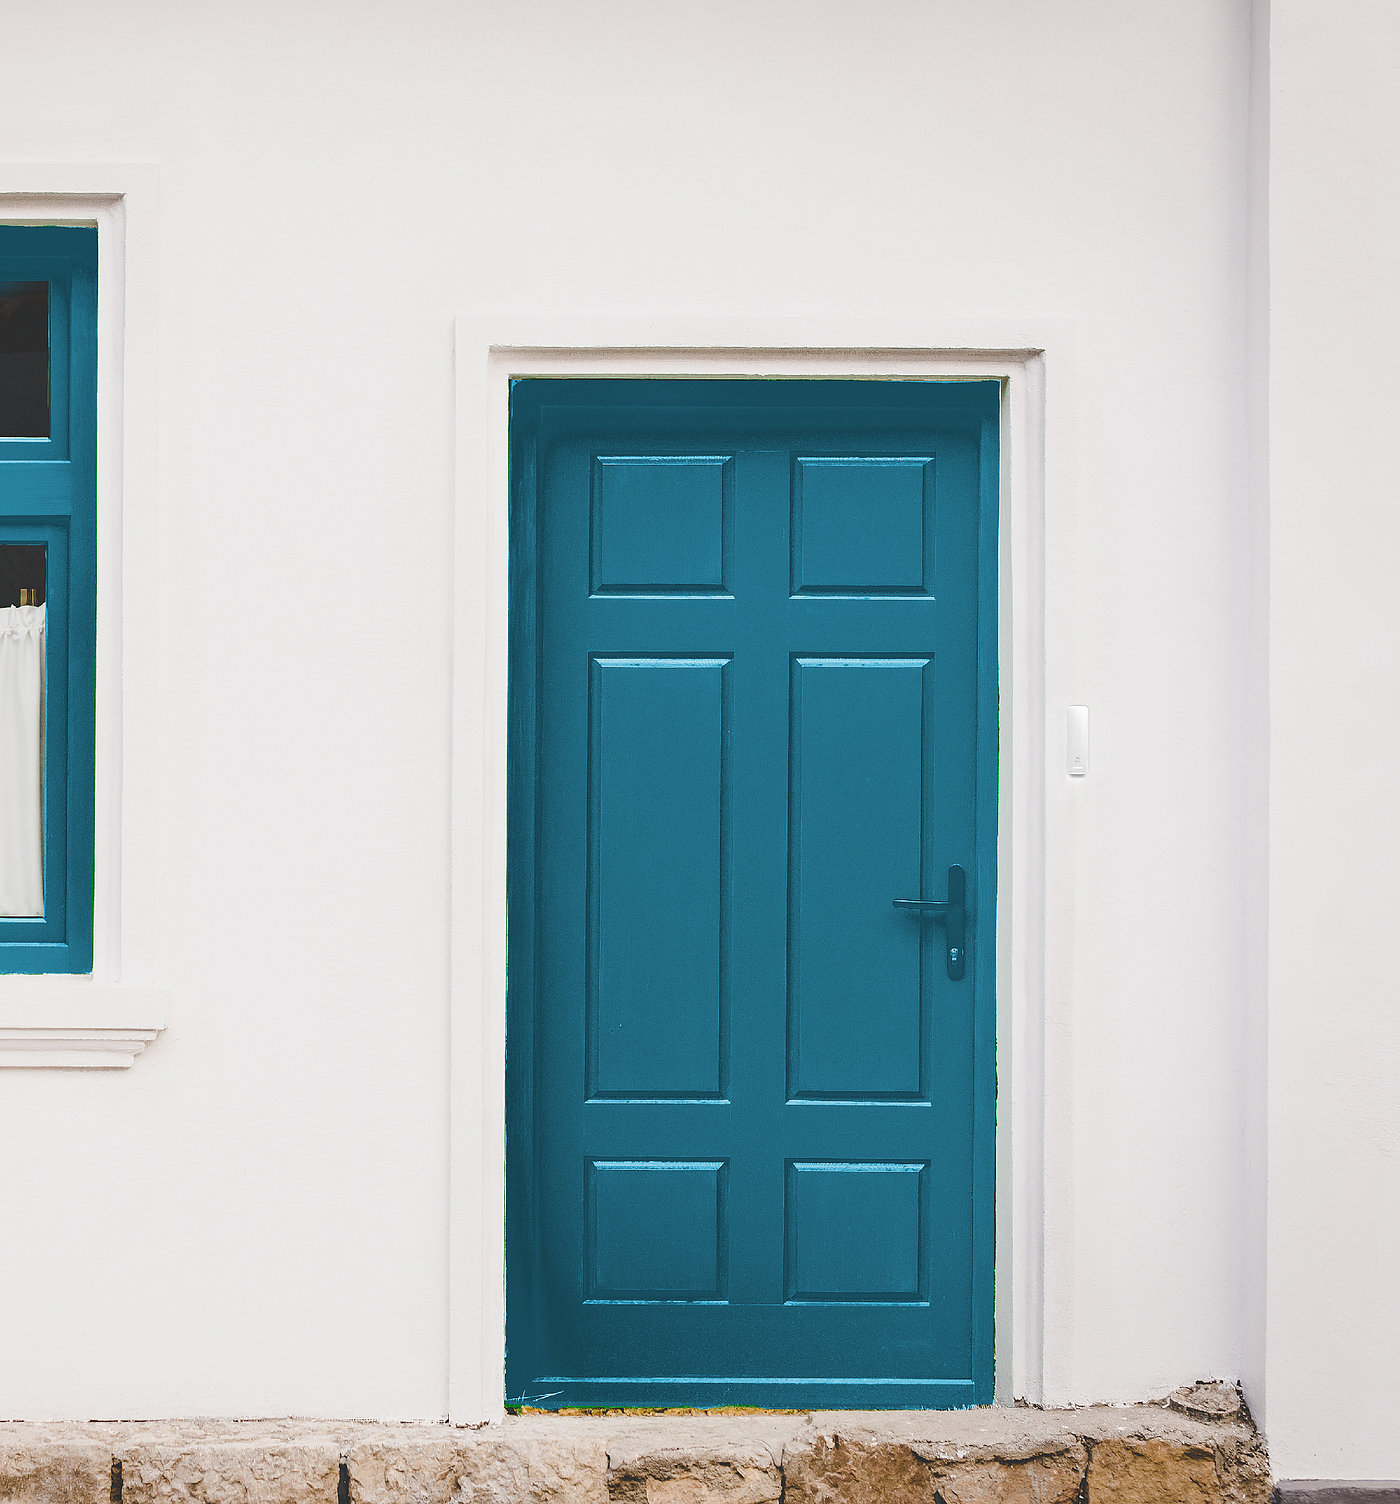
[[0, 226, 97, 972]]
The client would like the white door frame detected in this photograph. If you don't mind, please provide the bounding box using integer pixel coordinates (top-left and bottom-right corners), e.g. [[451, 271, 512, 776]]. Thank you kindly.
[[449, 316, 1077, 1422]]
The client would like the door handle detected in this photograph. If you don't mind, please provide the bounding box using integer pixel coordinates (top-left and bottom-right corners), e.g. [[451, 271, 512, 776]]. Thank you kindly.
[[893, 865, 966, 980]]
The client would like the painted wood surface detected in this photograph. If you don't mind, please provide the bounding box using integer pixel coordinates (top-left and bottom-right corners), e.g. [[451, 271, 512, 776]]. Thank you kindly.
[[508, 378, 998, 1408], [0, 226, 97, 973]]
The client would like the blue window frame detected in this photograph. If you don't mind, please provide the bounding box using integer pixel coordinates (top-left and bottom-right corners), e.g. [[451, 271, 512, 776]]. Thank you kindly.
[[0, 226, 97, 973]]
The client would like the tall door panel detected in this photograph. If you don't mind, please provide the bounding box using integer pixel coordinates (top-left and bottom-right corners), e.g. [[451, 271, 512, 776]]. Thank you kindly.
[[509, 379, 998, 1408]]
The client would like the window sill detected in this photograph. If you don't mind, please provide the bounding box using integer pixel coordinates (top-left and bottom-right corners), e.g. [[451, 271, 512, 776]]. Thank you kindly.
[[0, 987, 168, 1068]]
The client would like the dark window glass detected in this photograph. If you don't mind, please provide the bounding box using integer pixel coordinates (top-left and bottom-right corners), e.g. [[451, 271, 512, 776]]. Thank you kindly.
[[0, 543, 46, 607], [0, 539, 47, 916], [0, 282, 49, 438]]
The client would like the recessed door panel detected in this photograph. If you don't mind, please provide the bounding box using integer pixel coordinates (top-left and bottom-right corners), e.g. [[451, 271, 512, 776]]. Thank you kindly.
[[789, 657, 930, 1101], [785, 1161, 927, 1302], [793, 456, 934, 594], [589, 1160, 727, 1301], [589, 656, 728, 1099], [592, 455, 731, 594]]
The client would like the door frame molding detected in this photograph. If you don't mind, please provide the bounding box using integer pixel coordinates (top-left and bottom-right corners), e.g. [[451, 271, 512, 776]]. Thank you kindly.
[[450, 316, 1076, 1423]]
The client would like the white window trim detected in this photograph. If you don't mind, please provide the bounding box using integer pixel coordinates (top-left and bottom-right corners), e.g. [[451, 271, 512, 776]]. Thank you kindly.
[[450, 315, 1079, 1419], [0, 166, 167, 1066]]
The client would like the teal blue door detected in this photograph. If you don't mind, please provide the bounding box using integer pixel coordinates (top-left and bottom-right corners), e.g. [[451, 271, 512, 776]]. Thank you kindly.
[[508, 379, 998, 1408]]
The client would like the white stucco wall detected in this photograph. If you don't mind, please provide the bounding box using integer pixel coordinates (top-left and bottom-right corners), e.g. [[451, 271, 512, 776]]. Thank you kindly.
[[0, 0, 1272, 1439], [1265, 0, 1400, 1479]]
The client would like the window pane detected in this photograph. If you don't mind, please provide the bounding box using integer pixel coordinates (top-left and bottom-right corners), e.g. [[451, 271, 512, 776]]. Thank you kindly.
[[0, 543, 45, 607], [0, 543, 46, 916], [0, 282, 49, 439]]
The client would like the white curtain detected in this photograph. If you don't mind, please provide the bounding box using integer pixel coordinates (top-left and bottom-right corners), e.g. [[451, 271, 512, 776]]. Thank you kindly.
[[0, 603, 44, 916]]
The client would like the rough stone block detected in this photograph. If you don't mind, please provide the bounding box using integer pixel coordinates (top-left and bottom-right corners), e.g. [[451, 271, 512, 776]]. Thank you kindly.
[[1169, 1383, 1244, 1424], [927, 1452, 1088, 1504], [348, 1435, 609, 1504], [607, 1445, 782, 1504], [348, 1440, 459, 1504], [783, 1435, 1086, 1504], [0, 1441, 111, 1504], [119, 1438, 342, 1504], [1087, 1438, 1220, 1504], [782, 1435, 930, 1504], [1217, 1435, 1272, 1504]]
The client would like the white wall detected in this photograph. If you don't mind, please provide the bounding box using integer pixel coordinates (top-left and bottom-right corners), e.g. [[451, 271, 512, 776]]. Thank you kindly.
[[1265, 0, 1400, 1479], [0, 0, 1255, 1421]]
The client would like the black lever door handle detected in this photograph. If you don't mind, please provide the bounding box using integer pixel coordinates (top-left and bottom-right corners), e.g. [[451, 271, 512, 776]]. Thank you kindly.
[[893, 865, 966, 980]]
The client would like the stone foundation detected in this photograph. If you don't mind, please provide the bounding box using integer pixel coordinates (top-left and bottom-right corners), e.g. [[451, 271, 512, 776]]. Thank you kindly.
[[0, 1399, 1270, 1504]]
